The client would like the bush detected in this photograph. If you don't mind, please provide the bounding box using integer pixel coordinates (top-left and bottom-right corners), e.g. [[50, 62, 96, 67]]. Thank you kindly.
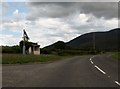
[[57, 50, 86, 56], [2, 45, 21, 53], [40, 48, 52, 54]]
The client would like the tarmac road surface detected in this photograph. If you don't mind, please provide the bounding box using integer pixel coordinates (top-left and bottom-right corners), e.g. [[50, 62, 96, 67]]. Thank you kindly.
[[2, 54, 119, 87]]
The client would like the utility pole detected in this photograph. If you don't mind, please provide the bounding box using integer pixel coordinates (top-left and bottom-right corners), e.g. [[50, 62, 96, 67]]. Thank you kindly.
[[22, 29, 29, 55], [23, 29, 25, 55], [93, 32, 96, 53]]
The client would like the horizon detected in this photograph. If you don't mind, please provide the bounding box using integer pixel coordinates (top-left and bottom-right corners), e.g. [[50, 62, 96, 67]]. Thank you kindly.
[[1, 1, 118, 48], [1, 28, 118, 48]]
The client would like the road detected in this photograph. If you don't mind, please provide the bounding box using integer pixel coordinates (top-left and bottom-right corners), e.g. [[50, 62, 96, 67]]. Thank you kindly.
[[2, 54, 119, 87]]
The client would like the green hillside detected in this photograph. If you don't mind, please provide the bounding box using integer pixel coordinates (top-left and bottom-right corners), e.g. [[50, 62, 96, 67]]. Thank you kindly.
[[43, 28, 119, 55], [66, 28, 119, 51]]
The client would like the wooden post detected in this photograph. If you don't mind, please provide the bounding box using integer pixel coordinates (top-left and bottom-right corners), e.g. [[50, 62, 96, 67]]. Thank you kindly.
[[93, 32, 96, 53]]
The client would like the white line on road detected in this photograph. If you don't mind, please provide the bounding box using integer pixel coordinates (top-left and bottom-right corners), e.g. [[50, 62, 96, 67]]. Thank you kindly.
[[90, 56, 94, 61], [90, 60, 93, 64], [90, 56, 94, 64], [90, 56, 119, 86], [90, 58, 92, 61], [115, 81, 120, 86], [94, 65, 106, 75]]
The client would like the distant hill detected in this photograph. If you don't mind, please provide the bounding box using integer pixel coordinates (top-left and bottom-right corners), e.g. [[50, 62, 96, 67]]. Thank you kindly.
[[66, 28, 120, 51], [43, 41, 69, 50], [43, 28, 120, 51]]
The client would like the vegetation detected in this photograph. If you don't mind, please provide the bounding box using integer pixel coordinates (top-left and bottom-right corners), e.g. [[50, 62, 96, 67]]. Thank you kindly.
[[42, 41, 100, 55], [44, 41, 70, 50], [57, 49, 98, 56], [66, 28, 119, 51], [41, 40, 100, 55], [2, 28, 119, 64], [2, 41, 37, 54], [112, 52, 120, 60], [2, 45, 21, 53], [2, 54, 71, 64]]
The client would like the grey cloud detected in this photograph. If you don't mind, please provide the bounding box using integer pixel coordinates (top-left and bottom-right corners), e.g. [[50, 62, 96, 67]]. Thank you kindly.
[[27, 2, 77, 20], [27, 0, 119, 2], [29, 2, 76, 7], [27, 2, 118, 20], [2, 1, 118, 47], [78, 2, 118, 19]]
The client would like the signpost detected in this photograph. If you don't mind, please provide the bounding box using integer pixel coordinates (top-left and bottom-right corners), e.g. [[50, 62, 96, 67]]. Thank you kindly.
[[22, 29, 29, 55]]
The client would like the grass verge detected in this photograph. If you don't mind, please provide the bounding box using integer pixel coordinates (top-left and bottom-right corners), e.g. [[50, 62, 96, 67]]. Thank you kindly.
[[112, 52, 120, 60], [2, 54, 71, 64]]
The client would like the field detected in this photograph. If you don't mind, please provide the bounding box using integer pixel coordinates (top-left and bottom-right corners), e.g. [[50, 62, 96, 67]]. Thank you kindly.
[[2, 54, 71, 64]]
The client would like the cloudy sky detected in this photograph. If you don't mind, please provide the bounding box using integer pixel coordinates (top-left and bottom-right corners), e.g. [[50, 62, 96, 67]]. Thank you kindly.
[[1, 0, 119, 48]]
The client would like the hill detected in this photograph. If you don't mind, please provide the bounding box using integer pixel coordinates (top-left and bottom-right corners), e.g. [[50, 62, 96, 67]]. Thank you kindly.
[[66, 28, 120, 51], [43, 28, 120, 52]]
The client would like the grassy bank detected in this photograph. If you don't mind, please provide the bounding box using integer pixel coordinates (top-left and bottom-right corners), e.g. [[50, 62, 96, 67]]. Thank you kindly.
[[112, 52, 120, 60], [2, 54, 71, 64]]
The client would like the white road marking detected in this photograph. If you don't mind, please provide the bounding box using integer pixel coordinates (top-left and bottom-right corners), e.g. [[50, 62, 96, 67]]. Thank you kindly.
[[90, 56, 94, 64], [90, 56, 119, 86], [90, 60, 93, 64], [90, 58, 92, 61], [115, 81, 120, 86], [90, 56, 94, 61], [94, 65, 106, 74]]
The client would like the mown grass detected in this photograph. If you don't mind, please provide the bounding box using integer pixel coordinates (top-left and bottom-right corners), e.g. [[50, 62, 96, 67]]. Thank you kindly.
[[112, 52, 120, 60], [2, 54, 71, 64]]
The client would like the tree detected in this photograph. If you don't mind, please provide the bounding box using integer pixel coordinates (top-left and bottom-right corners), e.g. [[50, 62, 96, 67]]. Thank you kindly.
[[54, 41, 66, 50]]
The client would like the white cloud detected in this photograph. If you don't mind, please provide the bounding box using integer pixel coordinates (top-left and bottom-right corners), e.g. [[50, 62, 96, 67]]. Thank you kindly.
[[2, 9, 28, 32], [104, 18, 118, 28], [2, 11, 118, 47], [22, 17, 80, 47], [1, 0, 26, 2], [0, 34, 21, 46], [79, 14, 89, 23], [1, 2, 118, 47], [13, 9, 19, 15]]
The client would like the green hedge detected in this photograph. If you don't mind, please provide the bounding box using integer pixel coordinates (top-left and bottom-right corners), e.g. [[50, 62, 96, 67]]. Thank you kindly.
[[2, 46, 21, 53]]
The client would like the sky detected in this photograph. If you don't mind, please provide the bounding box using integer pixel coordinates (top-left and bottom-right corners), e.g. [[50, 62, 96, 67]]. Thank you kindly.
[[1, 0, 119, 48]]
